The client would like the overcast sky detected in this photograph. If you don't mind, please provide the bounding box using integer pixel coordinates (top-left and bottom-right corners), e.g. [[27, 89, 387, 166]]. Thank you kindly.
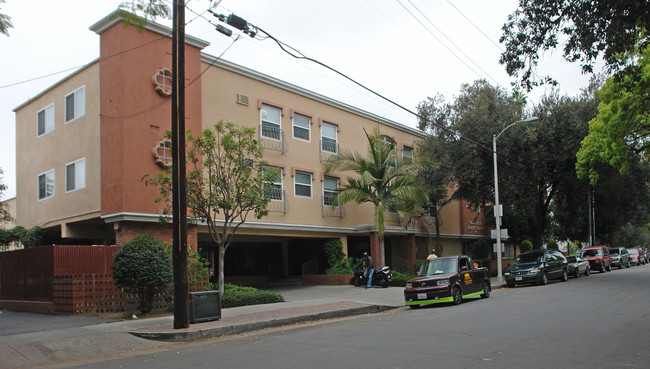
[[0, 0, 599, 200]]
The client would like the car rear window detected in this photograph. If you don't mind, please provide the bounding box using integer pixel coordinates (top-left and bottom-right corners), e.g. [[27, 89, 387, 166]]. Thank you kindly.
[[628, 249, 639, 255], [609, 249, 619, 255], [581, 249, 602, 257], [566, 256, 576, 262]]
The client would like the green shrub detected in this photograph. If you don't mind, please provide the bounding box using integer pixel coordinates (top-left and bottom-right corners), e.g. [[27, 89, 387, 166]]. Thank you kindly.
[[472, 239, 490, 261], [323, 239, 346, 268], [390, 271, 416, 287], [112, 234, 173, 314], [546, 240, 558, 250], [414, 259, 423, 273], [218, 283, 285, 308], [0, 226, 42, 247], [520, 240, 533, 253], [326, 257, 358, 275]]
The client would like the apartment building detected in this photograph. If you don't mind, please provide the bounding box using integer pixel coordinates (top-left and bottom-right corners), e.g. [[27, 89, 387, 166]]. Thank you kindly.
[[12, 11, 488, 277]]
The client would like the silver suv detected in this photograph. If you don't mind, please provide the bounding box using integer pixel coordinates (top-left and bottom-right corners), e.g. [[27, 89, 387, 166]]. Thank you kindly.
[[609, 247, 631, 269]]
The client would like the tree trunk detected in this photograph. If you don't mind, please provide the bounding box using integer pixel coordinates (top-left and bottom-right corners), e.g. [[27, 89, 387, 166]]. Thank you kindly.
[[218, 244, 226, 295]]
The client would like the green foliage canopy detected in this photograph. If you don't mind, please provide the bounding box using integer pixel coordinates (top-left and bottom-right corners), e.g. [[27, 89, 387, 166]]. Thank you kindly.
[[112, 234, 173, 314], [500, 0, 650, 91]]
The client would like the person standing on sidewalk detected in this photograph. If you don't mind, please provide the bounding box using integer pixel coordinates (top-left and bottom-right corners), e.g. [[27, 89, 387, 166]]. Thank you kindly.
[[362, 252, 375, 289]]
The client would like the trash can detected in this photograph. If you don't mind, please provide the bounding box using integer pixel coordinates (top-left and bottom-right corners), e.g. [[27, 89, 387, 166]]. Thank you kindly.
[[189, 290, 221, 324]]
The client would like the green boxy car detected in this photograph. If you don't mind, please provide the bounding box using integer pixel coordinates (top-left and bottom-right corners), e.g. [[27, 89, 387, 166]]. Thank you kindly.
[[504, 249, 568, 287]]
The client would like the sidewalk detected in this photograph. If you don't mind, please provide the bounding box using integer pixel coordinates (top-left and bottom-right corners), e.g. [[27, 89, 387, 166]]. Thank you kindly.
[[1, 278, 505, 368]]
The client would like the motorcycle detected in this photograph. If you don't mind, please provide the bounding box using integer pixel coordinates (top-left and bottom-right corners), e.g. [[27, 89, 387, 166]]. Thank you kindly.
[[353, 265, 392, 288]]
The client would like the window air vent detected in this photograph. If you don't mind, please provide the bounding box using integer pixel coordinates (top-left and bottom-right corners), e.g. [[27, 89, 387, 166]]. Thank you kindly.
[[236, 93, 249, 106]]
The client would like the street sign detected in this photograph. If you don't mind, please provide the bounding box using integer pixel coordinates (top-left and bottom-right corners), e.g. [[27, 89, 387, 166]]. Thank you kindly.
[[493, 242, 505, 252], [490, 229, 508, 239]]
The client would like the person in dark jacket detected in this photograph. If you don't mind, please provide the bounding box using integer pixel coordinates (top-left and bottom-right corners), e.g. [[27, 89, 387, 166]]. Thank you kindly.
[[362, 252, 375, 288]]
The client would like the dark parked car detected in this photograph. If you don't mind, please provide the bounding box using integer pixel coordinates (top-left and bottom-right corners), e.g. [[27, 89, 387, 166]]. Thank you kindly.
[[404, 255, 490, 308], [580, 245, 612, 272], [566, 255, 590, 277], [627, 248, 647, 265], [609, 247, 631, 269], [504, 249, 568, 287]]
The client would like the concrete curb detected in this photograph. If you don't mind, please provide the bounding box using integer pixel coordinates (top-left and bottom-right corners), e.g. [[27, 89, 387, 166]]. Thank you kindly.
[[129, 304, 396, 342]]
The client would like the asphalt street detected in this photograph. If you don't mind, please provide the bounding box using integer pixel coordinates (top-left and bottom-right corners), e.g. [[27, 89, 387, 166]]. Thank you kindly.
[[69, 265, 650, 369]]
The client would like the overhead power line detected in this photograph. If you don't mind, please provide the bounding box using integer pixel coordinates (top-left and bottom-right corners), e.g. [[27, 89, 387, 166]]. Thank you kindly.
[[210, 10, 492, 153], [446, 0, 504, 53]]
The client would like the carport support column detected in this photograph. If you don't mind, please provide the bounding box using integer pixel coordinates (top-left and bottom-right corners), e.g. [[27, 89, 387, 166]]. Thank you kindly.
[[407, 234, 416, 275], [340, 237, 349, 256], [282, 241, 289, 276], [370, 233, 380, 266]]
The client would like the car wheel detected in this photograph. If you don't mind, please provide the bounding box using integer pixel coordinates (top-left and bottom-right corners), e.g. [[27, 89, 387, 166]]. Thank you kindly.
[[619, 262, 624, 270], [540, 272, 548, 285], [452, 286, 462, 305], [607, 263, 612, 271], [507, 283, 515, 288], [584, 266, 590, 276], [560, 269, 568, 282], [627, 260, 631, 268], [480, 281, 491, 298], [574, 268, 580, 278], [600, 264, 606, 273]]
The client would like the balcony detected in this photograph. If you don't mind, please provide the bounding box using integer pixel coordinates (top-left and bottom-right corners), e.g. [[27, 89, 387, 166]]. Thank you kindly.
[[267, 189, 289, 214], [319, 140, 340, 163], [259, 125, 287, 154], [321, 195, 345, 218]]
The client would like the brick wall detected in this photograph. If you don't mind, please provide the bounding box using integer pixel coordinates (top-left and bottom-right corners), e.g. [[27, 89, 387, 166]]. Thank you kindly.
[[302, 274, 353, 285]]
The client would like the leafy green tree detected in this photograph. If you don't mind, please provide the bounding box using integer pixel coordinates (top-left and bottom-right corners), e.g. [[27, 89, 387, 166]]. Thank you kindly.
[[146, 121, 278, 294], [609, 223, 650, 248], [546, 240, 558, 250], [0, 0, 13, 37], [576, 46, 650, 184], [500, 0, 650, 91], [112, 234, 173, 314], [520, 240, 533, 253], [325, 128, 429, 267], [472, 239, 490, 262], [0, 168, 12, 224], [323, 239, 346, 269]]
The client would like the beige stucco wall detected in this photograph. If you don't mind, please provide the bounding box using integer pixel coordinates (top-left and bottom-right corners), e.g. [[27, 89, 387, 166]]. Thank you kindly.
[[14, 63, 101, 229], [200, 61, 428, 235]]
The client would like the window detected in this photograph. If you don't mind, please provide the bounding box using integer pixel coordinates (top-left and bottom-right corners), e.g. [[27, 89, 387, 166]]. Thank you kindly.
[[402, 146, 413, 163], [66, 158, 86, 192], [380, 135, 395, 148], [65, 86, 85, 123], [294, 171, 312, 198], [38, 169, 55, 200], [321, 122, 338, 153], [152, 67, 172, 96], [323, 176, 339, 206], [37, 104, 54, 136], [260, 104, 281, 140], [264, 166, 283, 201], [292, 113, 310, 141]]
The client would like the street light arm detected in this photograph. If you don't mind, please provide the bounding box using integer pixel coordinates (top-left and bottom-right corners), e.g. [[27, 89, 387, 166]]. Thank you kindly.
[[495, 117, 538, 141]]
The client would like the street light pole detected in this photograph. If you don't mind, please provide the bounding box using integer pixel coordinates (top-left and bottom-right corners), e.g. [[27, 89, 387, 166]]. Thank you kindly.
[[493, 117, 538, 282]]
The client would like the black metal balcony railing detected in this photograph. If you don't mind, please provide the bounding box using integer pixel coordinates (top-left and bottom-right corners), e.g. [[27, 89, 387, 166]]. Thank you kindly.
[[259, 125, 286, 153], [267, 189, 289, 214], [321, 195, 345, 218], [319, 140, 340, 162]]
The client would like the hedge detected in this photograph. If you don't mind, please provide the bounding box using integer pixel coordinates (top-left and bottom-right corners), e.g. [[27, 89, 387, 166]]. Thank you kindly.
[[218, 283, 285, 308]]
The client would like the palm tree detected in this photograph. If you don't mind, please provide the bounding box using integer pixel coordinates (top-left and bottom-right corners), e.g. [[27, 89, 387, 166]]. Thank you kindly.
[[325, 127, 429, 266]]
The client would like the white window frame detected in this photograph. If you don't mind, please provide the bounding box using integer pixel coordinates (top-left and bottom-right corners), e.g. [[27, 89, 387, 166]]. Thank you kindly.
[[402, 146, 413, 162], [292, 113, 311, 142], [260, 103, 282, 140], [321, 122, 338, 153], [38, 169, 55, 200], [294, 171, 312, 198], [323, 176, 339, 206], [37, 104, 55, 136], [265, 166, 284, 201], [65, 158, 86, 193], [65, 86, 86, 123]]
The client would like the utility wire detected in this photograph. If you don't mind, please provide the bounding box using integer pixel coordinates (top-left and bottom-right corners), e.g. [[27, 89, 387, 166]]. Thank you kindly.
[[238, 19, 491, 152], [446, 0, 504, 52], [404, 0, 501, 87]]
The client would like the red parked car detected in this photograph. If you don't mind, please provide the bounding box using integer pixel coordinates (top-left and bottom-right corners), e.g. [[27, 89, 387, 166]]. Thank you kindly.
[[626, 248, 647, 265], [580, 245, 612, 273]]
